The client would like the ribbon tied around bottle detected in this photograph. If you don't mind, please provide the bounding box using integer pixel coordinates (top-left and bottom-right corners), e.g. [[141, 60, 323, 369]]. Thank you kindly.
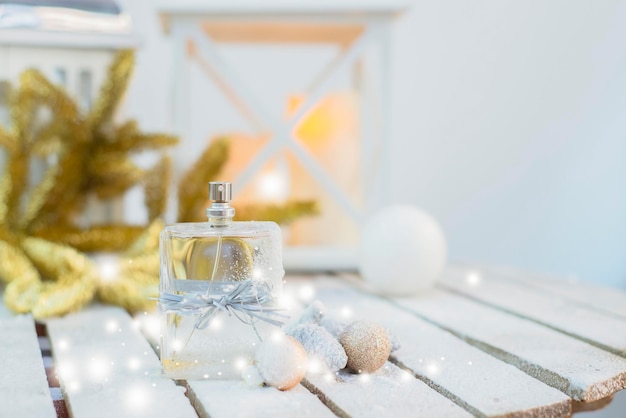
[[156, 280, 288, 330]]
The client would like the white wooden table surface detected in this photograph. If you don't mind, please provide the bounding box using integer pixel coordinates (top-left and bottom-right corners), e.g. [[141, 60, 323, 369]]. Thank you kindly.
[[2, 265, 626, 418]]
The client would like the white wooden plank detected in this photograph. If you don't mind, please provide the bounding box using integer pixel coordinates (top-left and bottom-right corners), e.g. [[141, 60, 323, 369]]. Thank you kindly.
[[0, 299, 12, 318], [46, 306, 197, 418], [0, 315, 55, 418], [303, 362, 473, 418], [187, 380, 335, 418], [394, 288, 626, 402], [484, 265, 626, 320], [440, 266, 626, 357], [309, 277, 571, 417], [284, 278, 471, 418]]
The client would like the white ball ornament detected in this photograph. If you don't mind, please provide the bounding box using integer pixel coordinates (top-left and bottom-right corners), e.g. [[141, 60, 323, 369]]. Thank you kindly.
[[359, 205, 447, 296], [255, 334, 308, 391]]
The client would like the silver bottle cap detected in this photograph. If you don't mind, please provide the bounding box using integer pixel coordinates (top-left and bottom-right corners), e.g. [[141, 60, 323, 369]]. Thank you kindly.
[[208, 182, 232, 203], [207, 182, 235, 220]]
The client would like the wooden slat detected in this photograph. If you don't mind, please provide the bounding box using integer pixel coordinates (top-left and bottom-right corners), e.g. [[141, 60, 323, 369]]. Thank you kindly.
[[46, 306, 197, 418], [303, 363, 473, 417], [186, 380, 335, 418], [440, 266, 626, 357], [310, 277, 571, 417], [0, 315, 55, 418], [393, 288, 626, 401], [484, 265, 626, 320], [0, 298, 12, 318]]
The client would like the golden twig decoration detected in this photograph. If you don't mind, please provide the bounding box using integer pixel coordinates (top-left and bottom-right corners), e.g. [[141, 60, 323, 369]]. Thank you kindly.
[[177, 136, 229, 222], [235, 200, 319, 225], [0, 50, 177, 317]]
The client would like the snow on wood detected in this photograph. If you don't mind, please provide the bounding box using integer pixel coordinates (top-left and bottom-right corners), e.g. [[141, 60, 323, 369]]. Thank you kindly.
[[186, 380, 335, 418], [304, 362, 473, 417], [0, 315, 55, 418], [440, 266, 626, 357], [483, 265, 626, 320], [394, 288, 626, 401], [307, 277, 571, 417], [46, 306, 197, 418]]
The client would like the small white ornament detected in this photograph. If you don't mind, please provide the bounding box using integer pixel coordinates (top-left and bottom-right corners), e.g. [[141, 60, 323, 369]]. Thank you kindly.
[[255, 334, 307, 391], [359, 205, 447, 296], [288, 323, 348, 372]]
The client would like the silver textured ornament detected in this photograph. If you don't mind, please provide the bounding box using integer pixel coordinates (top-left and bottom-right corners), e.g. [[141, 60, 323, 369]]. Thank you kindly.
[[319, 316, 348, 338], [289, 323, 348, 372], [284, 300, 325, 334]]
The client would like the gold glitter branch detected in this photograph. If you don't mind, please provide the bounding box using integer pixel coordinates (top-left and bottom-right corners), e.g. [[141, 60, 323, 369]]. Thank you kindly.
[[89, 155, 145, 199], [144, 155, 171, 222], [177, 136, 230, 222], [0, 50, 178, 318], [4, 237, 97, 317], [235, 200, 319, 225], [87, 49, 134, 130], [32, 224, 146, 253], [18, 69, 87, 231], [97, 219, 163, 313]]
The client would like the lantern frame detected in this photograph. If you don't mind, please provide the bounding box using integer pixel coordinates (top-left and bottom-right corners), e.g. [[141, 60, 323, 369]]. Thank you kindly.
[[159, 0, 408, 270]]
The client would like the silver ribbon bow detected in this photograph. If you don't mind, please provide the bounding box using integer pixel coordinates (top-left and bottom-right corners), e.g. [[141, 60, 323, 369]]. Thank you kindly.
[[156, 281, 287, 330]]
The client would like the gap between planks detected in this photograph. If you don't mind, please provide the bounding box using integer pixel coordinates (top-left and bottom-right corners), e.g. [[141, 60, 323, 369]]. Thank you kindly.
[[37, 323, 70, 418]]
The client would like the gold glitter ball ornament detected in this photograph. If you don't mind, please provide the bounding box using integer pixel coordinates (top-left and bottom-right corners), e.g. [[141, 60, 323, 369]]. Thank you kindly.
[[339, 320, 391, 373]]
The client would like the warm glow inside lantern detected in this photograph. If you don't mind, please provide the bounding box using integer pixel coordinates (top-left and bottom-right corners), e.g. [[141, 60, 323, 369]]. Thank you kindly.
[[159, 1, 407, 269]]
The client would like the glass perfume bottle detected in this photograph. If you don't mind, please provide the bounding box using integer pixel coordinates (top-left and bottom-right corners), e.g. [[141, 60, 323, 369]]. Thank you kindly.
[[159, 181, 284, 379]]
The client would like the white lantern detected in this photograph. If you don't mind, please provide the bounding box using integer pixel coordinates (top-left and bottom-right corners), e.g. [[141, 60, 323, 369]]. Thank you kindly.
[[0, 0, 138, 224], [159, 1, 408, 270]]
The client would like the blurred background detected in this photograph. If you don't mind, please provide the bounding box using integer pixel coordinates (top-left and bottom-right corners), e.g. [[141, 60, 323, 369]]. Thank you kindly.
[[116, 0, 626, 289], [1, 0, 624, 286]]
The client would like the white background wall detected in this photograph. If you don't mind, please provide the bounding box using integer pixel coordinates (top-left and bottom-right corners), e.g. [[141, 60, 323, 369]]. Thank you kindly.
[[119, 0, 626, 289]]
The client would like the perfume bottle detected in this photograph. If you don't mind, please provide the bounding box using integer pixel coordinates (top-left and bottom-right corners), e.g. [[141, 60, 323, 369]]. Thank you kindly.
[[159, 181, 284, 379]]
